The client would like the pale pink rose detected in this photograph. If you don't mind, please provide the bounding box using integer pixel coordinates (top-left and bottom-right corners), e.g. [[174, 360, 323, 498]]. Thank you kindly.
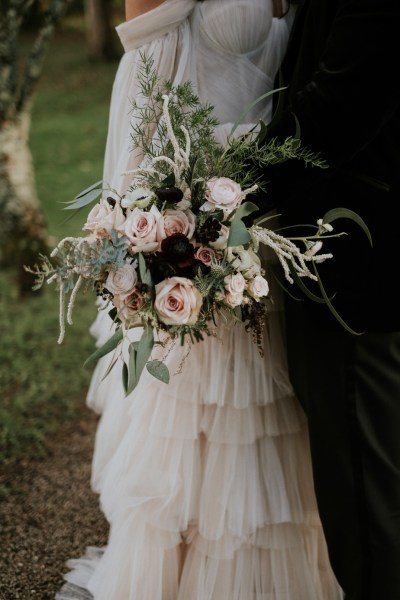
[[154, 277, 203, 326], [224, 291, 243, 308], [247, 275, 269, 300], [209, 224, 230, 250], [98, 202, 126, 236], [105, 264, 138, 300], [113, 289, 145, 324], [204, 177, 242, 213], [224, 272, 246, 295], [195, 246, 217, 266], [83, 201, 114, 238], [157, 209, 196, 241], [117, 205, 161, 253]]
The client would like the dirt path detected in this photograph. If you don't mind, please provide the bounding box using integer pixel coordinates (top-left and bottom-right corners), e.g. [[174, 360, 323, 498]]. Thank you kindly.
[[0, 410, 109, 600]]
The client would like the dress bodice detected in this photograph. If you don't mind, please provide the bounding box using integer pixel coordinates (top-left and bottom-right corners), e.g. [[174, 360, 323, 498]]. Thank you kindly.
[[106, 0, 294, 193], [196, 0, 273, 57]]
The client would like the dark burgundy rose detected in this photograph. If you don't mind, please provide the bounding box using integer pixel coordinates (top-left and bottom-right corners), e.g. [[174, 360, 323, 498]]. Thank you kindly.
[[197, 217, 222, 244], [161, 233, 195, 267], [155, 186, 184, 204]]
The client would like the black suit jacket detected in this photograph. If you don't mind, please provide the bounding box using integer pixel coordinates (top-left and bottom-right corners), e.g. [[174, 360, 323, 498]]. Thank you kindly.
[[261, 0, 400, 332]]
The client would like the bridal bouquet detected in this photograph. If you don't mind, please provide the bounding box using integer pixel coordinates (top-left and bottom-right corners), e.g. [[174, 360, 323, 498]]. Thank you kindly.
[[28, 57, 370, 393]]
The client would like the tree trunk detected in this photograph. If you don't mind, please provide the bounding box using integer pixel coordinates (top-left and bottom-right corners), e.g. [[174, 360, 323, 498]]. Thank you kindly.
[[84, 0, 121, 60], [0, 108, 49, 295]]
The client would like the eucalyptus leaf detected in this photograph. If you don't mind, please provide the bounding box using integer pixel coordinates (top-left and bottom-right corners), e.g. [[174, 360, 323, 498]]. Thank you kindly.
[[230, 87, 286, 137], [138, 253, 153, 287], [136, 326, 155, 378], [322, 208, 373, 247], [101, 355, 119, 382], [122, 361, 128, 395], [146, 360, 170, 384], [62, 188, 103, 210], [228, 220, 251, 247], [288, 264, 329, 304], [83, 328, 123, 369], [227, 202, 259, 247], [126, 343, 138, 396], [312, 263, 364, 335], [75, 179, 104, 199]]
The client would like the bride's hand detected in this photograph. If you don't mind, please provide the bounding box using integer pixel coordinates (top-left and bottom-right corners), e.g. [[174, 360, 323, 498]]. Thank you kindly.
[[125, 0, 167, 21]]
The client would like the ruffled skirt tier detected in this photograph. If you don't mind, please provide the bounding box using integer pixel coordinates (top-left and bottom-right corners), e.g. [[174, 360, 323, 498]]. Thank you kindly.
[[56, 296, 343, 599]]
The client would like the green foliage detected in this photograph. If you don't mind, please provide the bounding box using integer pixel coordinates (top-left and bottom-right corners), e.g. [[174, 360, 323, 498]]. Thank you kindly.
[[0, 29, 117, 465]]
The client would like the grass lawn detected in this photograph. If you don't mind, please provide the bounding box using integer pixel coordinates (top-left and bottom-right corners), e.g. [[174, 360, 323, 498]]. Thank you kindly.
[[0, 26, 120, 469]]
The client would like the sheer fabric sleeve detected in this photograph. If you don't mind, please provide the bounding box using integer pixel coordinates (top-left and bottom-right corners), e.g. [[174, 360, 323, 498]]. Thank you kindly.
[[102, 0, 197, 195]]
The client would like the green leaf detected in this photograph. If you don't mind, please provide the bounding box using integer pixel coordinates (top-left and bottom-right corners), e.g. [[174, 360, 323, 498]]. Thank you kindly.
[[234, 201, 259, 221], [122, 361, 128, 394], [138, 253, 153, 287], [83, 328, 123, 369], [230, 87, 286, 137], [227, 202, 259, 247], [287, 264, 329, 304], [62, 187, 103, 210], [126, 343, 138, 395], [228, 220, 251, 247], [322, 208, 373, 247], [136, 326, 154, 377], [312, 263, 364, 335], [125, 327, 155, 395], [146, 360, 170, 384], [75, 179, 104, 199]]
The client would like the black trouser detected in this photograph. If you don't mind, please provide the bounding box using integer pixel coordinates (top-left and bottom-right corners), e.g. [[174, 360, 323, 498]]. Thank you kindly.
[[285, 299, 400, 600]]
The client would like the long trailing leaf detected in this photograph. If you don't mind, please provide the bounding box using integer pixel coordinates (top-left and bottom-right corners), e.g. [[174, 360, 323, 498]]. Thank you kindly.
[[126, 343, 138, 396], [146, 360, 170, 384], [122, 361, 128, 395], [74, 179, 104, 199], [62, 187, 103, 210], [125, 326, 155, 395], [322, 208, 373, 247], [230, 87, 286, 137], [311, 262, 364, 335], [136, 326, 154, 378], [288, 264, 329, 304], [83, 327, 123, 369]]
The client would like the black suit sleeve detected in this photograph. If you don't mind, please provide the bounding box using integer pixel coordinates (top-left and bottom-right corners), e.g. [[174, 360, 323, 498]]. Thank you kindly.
[[259, 0, 400, 212]]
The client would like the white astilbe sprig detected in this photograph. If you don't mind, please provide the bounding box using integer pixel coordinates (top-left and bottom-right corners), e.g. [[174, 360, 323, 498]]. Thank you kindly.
[[250, 225, 333, 284]]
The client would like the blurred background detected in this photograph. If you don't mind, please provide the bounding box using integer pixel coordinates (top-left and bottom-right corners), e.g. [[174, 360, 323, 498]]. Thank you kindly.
[[0, 0, 125, 479]]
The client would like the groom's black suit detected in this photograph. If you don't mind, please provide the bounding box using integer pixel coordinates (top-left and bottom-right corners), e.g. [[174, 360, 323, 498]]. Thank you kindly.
[[259, 2, 400, 599]]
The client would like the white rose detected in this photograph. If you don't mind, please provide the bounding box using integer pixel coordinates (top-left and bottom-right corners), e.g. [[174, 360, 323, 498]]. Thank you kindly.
[[202, 177, 243, 214], [154, 277, 203, 326], [117, 205, 161, 253], [105, 263, 138, 299], [224, 272, 246, 295], [209, 224, 230, 250], [83, 201, 125, 238], [247, 275, 269, 300], [224, 291, 243, 308], [157, 209, 196, 241]]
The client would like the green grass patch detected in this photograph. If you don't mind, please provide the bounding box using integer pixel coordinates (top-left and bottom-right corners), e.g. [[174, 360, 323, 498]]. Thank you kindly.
[[0, 28, 119, 465]]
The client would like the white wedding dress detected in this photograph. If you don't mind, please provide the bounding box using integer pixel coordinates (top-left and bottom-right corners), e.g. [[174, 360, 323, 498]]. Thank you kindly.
[[56, 1, 343, 599]]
